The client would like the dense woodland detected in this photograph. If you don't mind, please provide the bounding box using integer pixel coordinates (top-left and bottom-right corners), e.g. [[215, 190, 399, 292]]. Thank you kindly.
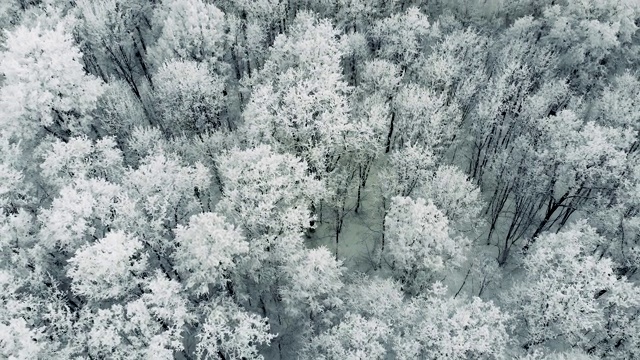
[[2, 0, 640, 359]]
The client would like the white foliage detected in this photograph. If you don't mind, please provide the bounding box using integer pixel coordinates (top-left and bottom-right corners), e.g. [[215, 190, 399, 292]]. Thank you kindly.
[[280, 247, 344, 320], [39, 136, 124, 189], [127, 126, 166, 159], [140, 271, 191, 329], [393, 83, 461, 151], [509, 222, 640, 353], [417, 165, 484, 230], [39, 178, 131, 252], [195, 298, 275, 360], [354, 96, 390, 155], [533, 110, 633, 189], [0, 138, 31, 210], [124, 151, 210, 242], [216, 145, 322, 237], [0, 209, 36, 263], [343, 276, 405, 322], [242, 12, 352, 177], [316, 280, 509, 360], [82, 305, 129, 359], [518, 348, 598, 360], [379, 143, 434, 198], [419, 28, 489, 105], [305, 313, 390, 360], [174, 212, 248, 295], [96, 79, 148, 137], [385, 196, 468, 290], [593, 72, 640, 129], [393, 283, 509, 360], [150, 0, 225, 67], [358, 59, 402, 96], [153, 59, 225, 136], [80, 273, 189, 359], [0, 317, 46, 360], [0, 22, 103, 140], [369, 7, 431, 69], [67, 231, 146, 301]]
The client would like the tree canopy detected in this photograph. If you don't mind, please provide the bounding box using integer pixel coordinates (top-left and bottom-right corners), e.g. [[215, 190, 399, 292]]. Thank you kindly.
[[2, 0, 640, 359]]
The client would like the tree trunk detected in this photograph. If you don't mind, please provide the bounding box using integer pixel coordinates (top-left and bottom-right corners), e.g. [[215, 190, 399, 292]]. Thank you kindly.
[[385, 111, 395, 153], [335, 212, 342, 260]]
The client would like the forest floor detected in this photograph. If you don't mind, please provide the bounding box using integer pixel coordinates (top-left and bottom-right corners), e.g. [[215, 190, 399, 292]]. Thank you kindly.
[[305, 164, 495, 298]]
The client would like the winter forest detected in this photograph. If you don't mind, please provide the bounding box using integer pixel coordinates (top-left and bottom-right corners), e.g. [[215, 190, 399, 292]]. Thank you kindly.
[[3, 0, 640, 359]]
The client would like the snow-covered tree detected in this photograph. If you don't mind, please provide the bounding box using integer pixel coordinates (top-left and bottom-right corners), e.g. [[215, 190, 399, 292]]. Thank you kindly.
[[0, 317, 48, 360], [390, 83, 462, 154], [218, 0, 283, 80], [153, 59, 226, 136], [173, 212, 248, 296], [39, 136, 124, 190], [195, 298, 275, 360], [216, 145, 322, 238], [0, 22, 104, 141], [322, 278, 510, 360], [94, 79, 149, 138], [368, 7, 431, 71], [508, 222, 640, 357], [379, 143, 434, 199], [304, 313, 390, 360], [392, 283, 509, 360], [384, 196, 468, 293], [416, 165, 485, 233], [75, 0, 154, 99], [592, 71, 640, 132], [123, 150, 210, 244], [416, 28, 490, 124], [77, 271, 190, 359], [4, 1, 640, 359], [539, 0, 640, 94], [149, 0, 226, 70], [39, 178, 133, 252], [67, 231, 147, 301], [280, 247, 344, 321], [0, 138, 36, 213], [241, 12, 352, 178]]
